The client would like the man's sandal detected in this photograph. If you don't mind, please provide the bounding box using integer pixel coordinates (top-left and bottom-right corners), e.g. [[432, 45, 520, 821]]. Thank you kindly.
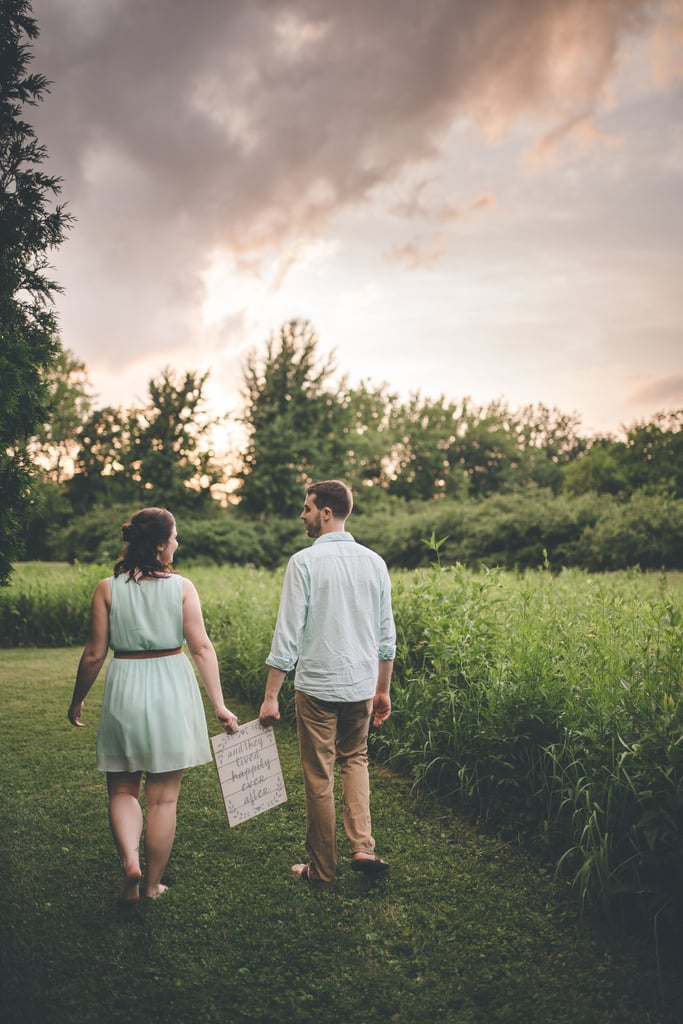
[[351, 856, 389, 875], [292, 863, 334, 887]]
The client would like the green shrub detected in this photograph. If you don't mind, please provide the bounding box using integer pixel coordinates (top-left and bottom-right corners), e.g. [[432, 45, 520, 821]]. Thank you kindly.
[[18, 490, 683, 572], [46, 504, 134, 564], [575, 490, 683, 570], [40, 505, 305, 568], [353, 491, 682, 571]]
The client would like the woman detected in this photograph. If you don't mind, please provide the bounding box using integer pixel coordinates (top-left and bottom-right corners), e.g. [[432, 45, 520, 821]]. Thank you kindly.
[[67, 507, 239, 903]]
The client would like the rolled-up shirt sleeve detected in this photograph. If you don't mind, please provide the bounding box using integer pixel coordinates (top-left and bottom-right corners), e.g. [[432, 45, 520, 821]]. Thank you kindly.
[[265, 557, 309, 673], [378, 568, 397, 661]]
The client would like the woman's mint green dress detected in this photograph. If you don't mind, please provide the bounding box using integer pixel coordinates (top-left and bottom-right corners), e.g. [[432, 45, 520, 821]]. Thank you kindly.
[[96, 573, 212, 773]]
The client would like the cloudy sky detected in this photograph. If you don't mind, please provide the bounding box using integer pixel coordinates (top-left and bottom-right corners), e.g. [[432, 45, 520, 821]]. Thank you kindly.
[[28, 0, 683, 437]]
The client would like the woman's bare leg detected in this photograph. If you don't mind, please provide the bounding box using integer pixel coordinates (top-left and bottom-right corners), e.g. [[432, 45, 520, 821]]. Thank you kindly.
[[106, 771, 143, 902], [143, 770, 184, 899]]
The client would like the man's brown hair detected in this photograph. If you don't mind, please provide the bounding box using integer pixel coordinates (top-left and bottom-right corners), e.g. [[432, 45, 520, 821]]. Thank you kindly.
[[306, 480, 353, 519]]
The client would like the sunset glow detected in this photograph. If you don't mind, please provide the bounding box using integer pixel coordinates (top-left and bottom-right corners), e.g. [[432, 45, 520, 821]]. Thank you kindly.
[[30, 0, 683, 436]]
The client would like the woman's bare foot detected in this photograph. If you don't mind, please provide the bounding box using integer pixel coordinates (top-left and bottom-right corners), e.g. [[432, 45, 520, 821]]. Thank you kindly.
[[144, 882, 169, 899], [291, 863, 308, 878], [118, 862, 142, 903]]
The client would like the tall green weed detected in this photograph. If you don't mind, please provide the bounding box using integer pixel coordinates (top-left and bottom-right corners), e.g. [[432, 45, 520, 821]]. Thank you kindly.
[[380, 564, 683, 928], [0, 562, 106, 645]]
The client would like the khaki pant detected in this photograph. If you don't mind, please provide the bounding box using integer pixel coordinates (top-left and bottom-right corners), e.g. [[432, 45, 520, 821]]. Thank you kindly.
[[295, 690, 376, 884]]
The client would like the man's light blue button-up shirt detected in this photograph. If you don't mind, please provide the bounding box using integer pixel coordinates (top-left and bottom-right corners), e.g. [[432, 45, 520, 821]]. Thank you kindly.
[[266, 532, 397, 702]]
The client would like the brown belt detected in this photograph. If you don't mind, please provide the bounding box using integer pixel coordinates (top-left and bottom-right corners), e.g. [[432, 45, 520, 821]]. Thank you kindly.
[[114, 646, 183, 660]]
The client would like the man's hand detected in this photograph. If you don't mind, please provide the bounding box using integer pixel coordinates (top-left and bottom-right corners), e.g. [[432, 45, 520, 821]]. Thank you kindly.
[[259, 696, 281, 727], [372, 692, 391, 728]]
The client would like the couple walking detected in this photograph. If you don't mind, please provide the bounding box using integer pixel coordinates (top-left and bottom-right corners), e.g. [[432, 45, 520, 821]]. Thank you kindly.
[[68, 480, 395, 900]]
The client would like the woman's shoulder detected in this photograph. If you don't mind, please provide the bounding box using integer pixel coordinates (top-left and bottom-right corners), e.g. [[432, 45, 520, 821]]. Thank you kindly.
[[160, 572, 189, 596], [92, 576, 113, 608]]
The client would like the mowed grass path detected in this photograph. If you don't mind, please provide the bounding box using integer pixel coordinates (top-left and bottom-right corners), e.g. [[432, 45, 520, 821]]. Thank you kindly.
[[1, 648, 680, 1024]]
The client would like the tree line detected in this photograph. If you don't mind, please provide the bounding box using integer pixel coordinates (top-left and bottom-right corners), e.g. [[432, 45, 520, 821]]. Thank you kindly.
[[19, 319, 683, 573]]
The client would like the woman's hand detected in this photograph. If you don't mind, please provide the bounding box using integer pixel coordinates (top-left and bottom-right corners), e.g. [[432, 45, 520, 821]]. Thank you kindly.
[[216, 705, 239, 733], [68, 701, 85, 727]]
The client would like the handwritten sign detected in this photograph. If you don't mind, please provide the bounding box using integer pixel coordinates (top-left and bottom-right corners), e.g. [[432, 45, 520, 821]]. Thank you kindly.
[[211, 719, 287, 827]]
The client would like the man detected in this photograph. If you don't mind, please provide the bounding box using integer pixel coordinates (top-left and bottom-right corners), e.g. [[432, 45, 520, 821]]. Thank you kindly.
[[259, 479, 396, 886]]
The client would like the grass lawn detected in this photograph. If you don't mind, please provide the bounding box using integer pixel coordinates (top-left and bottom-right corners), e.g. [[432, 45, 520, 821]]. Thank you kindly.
[[0, 648, 680, 1024]]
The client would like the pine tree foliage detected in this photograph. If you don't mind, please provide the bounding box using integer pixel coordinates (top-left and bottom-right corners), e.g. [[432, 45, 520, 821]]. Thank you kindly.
[[0, 0, 72, 582]]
